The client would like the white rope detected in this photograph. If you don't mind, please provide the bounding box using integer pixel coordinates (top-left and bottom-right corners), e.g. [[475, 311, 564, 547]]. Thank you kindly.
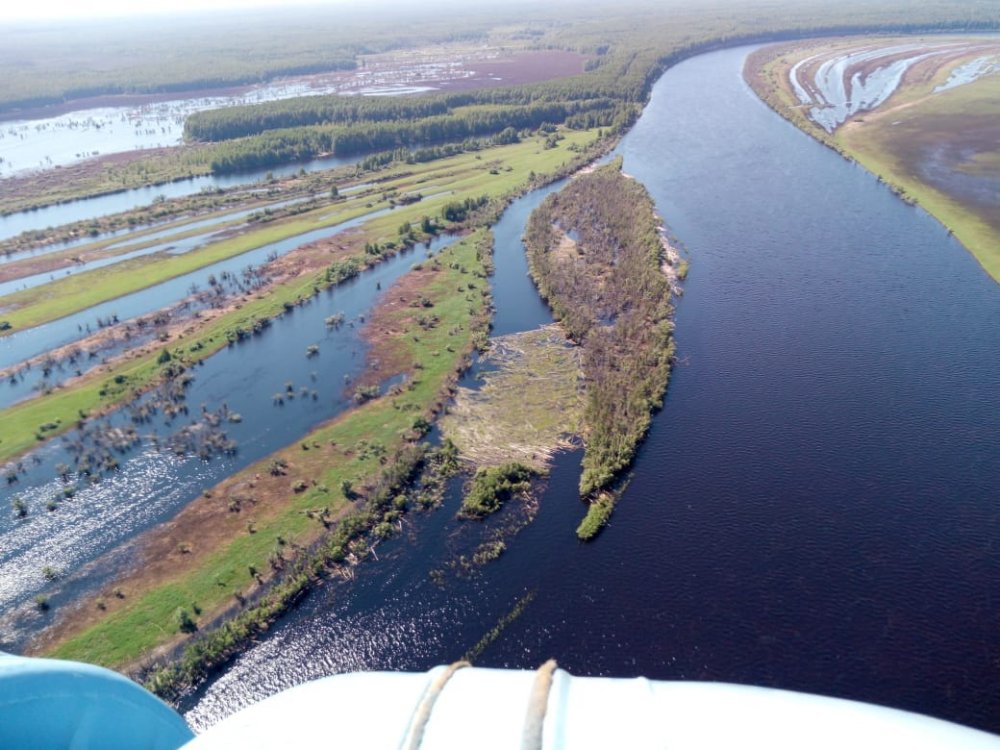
[[521, 659, 558, 750], [401, 660, 469, 750]]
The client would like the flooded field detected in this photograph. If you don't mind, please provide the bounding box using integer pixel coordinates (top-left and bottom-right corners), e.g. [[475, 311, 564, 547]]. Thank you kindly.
[[746, 36, 1000, 282], [782, 39, 1000, 132], [0, 46, 586, 177]]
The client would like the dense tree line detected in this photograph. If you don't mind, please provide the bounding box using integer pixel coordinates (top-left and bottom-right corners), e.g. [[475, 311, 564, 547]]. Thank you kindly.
[[205, 99, 620, 173], [186, 97, 451, 141], [525, 159, 675, 497], [184, 41, 659, 177]]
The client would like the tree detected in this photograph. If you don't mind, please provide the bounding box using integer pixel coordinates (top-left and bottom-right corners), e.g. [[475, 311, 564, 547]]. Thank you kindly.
[[174, 607, 197, 633]]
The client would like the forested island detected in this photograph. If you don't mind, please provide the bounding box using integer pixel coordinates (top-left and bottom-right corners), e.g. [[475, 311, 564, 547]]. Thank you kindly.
[[525, 160, 681, 538]]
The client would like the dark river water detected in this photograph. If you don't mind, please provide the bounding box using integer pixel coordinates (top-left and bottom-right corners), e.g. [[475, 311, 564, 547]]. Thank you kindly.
[[179, 45, 1000, 733]]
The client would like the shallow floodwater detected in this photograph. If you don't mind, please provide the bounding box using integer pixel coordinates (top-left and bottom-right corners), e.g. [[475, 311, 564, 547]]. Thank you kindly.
[[0, 235, 456, 642], [0, 207, 392, 372], [0, 153, 355, 243], [185, 44, 1000, 734], [0, 76, 367, 178]]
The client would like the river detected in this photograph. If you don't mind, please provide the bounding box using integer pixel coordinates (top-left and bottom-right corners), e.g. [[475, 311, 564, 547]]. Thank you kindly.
[[181, 44, 1000, 734]]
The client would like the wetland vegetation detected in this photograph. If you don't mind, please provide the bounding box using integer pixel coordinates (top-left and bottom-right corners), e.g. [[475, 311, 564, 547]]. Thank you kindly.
[[40, 228, 495, 679], [2, 0, 999, 729]]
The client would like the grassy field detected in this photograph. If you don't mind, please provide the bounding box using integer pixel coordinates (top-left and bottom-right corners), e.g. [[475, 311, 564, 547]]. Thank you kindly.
[[837, 74, 1000, 282], [746, 38, 1000, 283], [39, 230, 493, 668], [0, 201, 266, 281], [0, 196, 386, 333], [0, 147, 214, 217]]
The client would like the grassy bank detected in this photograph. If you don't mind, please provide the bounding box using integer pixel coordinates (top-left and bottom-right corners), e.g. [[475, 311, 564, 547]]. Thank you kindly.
[[836, 74, 1000, 282], [0, 146, 214, 218], [0, 195, 385, 334]]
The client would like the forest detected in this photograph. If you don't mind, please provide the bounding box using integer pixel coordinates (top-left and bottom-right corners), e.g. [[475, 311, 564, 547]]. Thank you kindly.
[[200, 98, 627, 173]]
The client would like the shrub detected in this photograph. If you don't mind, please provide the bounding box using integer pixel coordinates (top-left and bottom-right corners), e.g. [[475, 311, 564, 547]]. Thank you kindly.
[[460, 463, 538, 518], [576, 493, 616, 541], [174, 607, 198, 634]]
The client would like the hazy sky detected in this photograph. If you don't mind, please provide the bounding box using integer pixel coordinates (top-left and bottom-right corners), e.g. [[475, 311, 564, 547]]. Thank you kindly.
[[3, 0, 340, 21]]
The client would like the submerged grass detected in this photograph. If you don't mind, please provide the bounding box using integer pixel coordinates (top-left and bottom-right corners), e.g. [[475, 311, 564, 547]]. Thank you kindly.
[[0, 128, 604, 465], [462, 590, 536, 663], [43, 230, 494, 670]]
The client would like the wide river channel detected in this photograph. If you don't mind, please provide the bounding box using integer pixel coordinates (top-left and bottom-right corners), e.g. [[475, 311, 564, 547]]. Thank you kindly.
[[176, 44, 1000, 733]]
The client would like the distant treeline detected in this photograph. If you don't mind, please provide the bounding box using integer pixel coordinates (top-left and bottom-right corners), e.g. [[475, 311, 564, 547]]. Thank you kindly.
[[184, 48, 659, 142], [0, 60, 357, 116], [525, 158, 675, 497], [3, 0, 998, 116]]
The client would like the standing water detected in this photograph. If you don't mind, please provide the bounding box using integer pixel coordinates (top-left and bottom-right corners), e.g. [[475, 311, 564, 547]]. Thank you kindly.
[[0, 235, 458, 644]]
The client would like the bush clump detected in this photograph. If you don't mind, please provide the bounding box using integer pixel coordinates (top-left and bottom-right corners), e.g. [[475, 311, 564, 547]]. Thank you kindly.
[[460, 463, 537, 519], [576, 493, 616, 541]]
